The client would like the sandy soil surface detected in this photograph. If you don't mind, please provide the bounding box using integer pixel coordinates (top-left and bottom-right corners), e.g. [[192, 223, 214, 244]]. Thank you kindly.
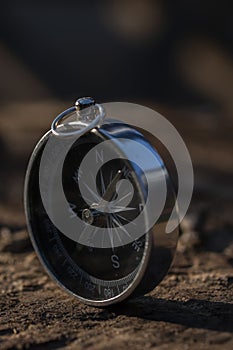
[[0, 101, 232, 349]]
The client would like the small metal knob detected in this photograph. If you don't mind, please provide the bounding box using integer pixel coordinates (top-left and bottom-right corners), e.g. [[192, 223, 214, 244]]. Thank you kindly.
[[75, 97, 96, 111]]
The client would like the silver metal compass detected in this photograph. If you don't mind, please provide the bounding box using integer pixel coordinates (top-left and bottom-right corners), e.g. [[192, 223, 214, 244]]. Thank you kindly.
[[24, 97, 179, 306]]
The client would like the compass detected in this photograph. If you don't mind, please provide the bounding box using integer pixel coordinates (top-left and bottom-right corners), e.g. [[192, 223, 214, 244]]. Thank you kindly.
[[24, 97, 179, 306]]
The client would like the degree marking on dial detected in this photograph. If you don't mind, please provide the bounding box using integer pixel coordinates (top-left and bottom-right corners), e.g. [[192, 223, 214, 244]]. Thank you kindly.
[[73, 167, 83, 184], [122, 165, 132, 178], [95, 149, 104, 163], [68, 202, 77, 218], [107, 216, 114, 251], [132, 240, 143, 253], [111, 215, 132, 238], [99, 168, 106, 196]]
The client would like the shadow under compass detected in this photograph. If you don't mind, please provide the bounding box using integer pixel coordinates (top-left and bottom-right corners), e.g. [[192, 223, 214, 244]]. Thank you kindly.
[[109, 296, 233, 333]]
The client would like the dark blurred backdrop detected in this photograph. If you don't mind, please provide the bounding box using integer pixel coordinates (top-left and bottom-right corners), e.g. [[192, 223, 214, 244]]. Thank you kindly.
[[0, 0, 232, 104], [0, 0, 232, 211]]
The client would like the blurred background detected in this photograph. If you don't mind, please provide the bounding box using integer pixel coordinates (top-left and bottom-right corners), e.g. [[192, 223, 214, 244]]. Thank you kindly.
[[0, 0, 232, 229]]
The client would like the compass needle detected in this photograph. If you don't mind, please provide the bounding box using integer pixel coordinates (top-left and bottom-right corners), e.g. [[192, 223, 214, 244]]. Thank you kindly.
[[112, 216, 132, 239], [84, 182, 100, 203], [109, 206, 136, 212], [115, 191, 133, 204], [112, 221, 123, 245], [115, 213, 136, 225]]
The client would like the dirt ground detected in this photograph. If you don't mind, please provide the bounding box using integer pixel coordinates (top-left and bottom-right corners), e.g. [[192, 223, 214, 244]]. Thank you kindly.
[[0, 101, 232, 350]]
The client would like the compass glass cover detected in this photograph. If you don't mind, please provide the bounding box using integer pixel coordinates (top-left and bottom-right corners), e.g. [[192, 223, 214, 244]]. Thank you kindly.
[[27, 128, 149, 302]]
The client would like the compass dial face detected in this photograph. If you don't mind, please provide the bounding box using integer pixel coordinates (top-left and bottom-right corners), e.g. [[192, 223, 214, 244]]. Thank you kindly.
[[26, 127, 149, 304]]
